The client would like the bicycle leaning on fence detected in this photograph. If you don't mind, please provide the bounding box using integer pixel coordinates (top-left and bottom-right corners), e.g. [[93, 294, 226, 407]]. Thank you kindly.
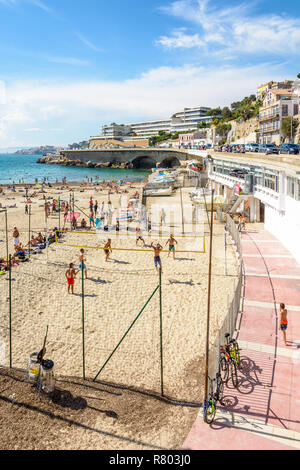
[[203, 373, 224, 424], [219, 333, 241, 388]]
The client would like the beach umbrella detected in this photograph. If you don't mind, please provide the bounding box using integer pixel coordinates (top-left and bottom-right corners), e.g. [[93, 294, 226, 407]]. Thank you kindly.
[[65, 212, 81, 221]]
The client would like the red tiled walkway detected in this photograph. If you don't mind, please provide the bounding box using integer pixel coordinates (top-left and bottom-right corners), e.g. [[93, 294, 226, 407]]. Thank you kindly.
[[183, 229, 300, 450]]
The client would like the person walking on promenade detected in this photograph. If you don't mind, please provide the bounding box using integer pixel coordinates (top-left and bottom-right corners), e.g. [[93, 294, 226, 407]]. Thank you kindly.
[[238, 214, 242, 232], [241, 214, 246, 231], [279, 303, 288, 346]]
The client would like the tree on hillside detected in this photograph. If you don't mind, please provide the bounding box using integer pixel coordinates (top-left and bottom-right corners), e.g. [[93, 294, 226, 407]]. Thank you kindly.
[[206, 107, 222, 116], [298, 73, 300, 79], [281, 117, 299, 142], [216, 122, 231, 136], [221, 106, 232, 120], [198, 121, 208, 129]]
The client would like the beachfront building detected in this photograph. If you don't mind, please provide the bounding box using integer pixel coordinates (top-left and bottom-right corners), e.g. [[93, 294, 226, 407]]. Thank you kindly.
[[256, 80, 293, 101], [101, 106, 218, 138], [258, 89, 299, 145], [203, 152, 300, 263], [101, 123, 132, 138]]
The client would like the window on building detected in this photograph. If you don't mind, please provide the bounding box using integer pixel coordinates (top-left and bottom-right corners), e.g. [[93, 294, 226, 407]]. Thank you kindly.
[[294, 104, 299, 115], [264, 173, 278, 192], [287, 176, 295, 198], [254, 170, 264, 186], [282, 105, 288, 117], [297, 180, 300, 201]]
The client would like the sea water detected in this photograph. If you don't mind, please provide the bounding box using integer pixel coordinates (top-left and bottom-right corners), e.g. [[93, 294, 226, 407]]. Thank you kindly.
[[0, 154, 151, 184]]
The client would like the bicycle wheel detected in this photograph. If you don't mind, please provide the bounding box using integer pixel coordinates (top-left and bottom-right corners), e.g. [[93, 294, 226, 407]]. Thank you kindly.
[[234, 342, 241, 368], [204, 398, 216, 424], [216, 376, 224, 405], [230, 359, 238, 388], [220, 352, 229, 383]]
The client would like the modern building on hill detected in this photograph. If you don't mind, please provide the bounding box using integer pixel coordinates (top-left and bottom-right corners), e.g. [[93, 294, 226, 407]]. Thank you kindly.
[[258, 88, 299, 145], [101, 123, 133, 137], [101, 106, 218, 138]]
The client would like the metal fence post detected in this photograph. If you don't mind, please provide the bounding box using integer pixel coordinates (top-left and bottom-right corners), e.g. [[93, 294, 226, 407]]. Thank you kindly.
[[28, 204, 31, 259], [58, 197, 61, 232], [5, 209, 8, 264], [159, 267, 164, 397], [82, 262, 85, 380], [9, 255, 12, 368]]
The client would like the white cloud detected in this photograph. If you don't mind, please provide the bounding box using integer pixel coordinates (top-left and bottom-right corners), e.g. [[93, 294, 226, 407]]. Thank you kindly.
[[0, 62, 286, 146], [75, 33, 103, 52], [158, 0, 300, 55], [45, 56, 90, 66], [156, 30, 204, 48], [28, 0, 52, 13]]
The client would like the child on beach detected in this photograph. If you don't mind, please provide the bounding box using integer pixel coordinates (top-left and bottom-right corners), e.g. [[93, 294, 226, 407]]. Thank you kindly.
[[65, 263, 77, 294]]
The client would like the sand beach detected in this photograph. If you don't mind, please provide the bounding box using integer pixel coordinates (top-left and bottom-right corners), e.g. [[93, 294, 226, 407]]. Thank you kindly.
[[0, 178, 239, 448]]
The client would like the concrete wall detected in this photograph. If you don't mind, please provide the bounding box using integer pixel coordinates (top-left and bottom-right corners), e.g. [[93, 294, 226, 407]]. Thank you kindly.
[[264, 196, 300, 264], [89, 137, 150, 148]]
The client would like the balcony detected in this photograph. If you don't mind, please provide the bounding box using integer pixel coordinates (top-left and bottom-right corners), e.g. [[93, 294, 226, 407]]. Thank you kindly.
[[259, 112, 279, 122]]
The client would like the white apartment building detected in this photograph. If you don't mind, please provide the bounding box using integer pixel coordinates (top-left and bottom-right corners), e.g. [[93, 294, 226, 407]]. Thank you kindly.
[[259, 89, 299, 145], [101, 106, 218, 138], [101, 123, 132, 137]]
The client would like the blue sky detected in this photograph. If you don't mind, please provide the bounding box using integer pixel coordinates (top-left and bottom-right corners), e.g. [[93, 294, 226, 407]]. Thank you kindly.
[[0, 0, 299, 148]]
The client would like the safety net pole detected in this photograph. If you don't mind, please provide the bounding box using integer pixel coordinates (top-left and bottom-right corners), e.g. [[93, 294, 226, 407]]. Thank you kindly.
[[9, 255, 12, 368], [159, 267, 164, 397], [5, 209, 8, 263], [28, 205, 31, 258], [82, 262, 86, 380]]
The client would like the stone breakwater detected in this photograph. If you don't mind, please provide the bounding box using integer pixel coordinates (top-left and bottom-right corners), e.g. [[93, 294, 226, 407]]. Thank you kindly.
[[36, 154, 134, 169]]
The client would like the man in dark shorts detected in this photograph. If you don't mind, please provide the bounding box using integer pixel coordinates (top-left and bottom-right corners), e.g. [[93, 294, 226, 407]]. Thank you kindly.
[[136, 227, 145, 247], [151, 242, 163, 273], [104, 239, 112, 262], [279, 302, 288, 346], [78, 248, 88, 279], [165, 234, 178, 259]]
